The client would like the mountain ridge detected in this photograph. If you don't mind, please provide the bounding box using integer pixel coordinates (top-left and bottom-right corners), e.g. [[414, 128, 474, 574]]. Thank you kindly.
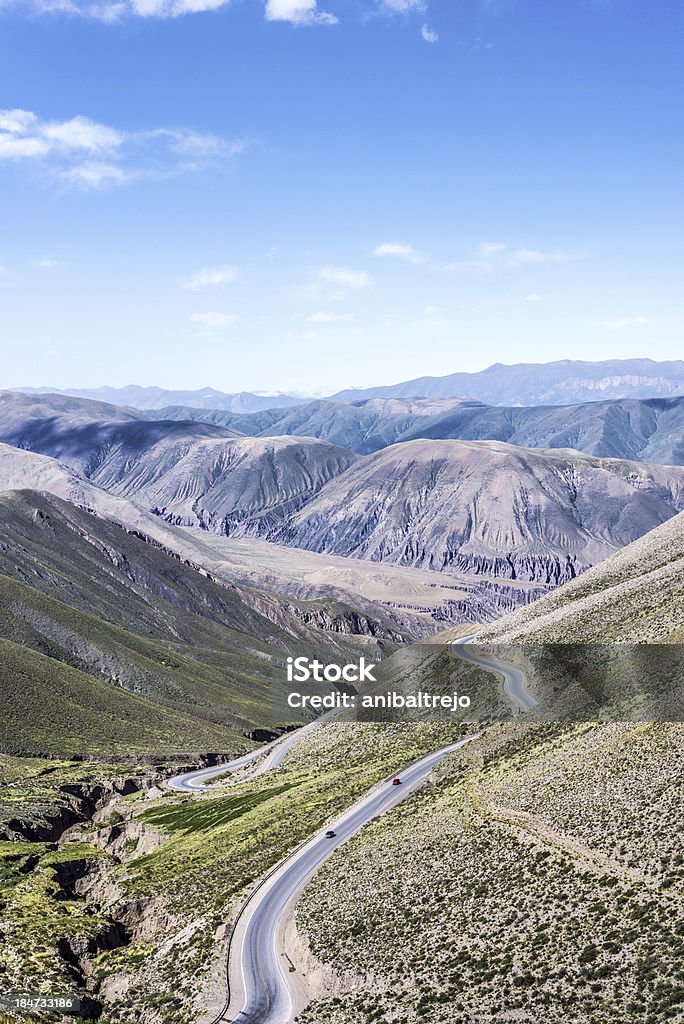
[[12, 385, 309, 413], [331, 358, 684, 406], [156, 393, 684, 463]]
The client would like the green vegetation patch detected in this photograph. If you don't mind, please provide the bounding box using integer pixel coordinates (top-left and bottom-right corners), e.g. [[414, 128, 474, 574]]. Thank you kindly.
[[140, 782, 298, 836]]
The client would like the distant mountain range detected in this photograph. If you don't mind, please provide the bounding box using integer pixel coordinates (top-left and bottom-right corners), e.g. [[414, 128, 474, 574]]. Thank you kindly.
[[13, 384, 308, 413], [331, 358, 684, 406], [12, 358, 684, 412]]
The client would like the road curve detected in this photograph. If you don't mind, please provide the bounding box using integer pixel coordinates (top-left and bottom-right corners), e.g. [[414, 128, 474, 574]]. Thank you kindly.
[[217, 736, 476, 1024], [452, 633, 538, 712], [167, 714, 332, 793], [167, 637, 536, 1023]]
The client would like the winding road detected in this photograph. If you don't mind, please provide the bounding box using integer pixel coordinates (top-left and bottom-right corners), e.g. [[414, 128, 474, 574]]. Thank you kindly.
[[167, 634, 537, 1024], [167, 714, 335, 793], [452, 633, 538, 712]]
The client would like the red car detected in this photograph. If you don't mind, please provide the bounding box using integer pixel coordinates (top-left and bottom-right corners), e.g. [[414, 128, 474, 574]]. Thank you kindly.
[[392, 778, 401, 786]]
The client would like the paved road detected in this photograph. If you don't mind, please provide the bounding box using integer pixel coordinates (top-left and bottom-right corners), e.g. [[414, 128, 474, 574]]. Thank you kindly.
[[452, 633, 538, 712], [167, 729, 478, 1023], [167, 714, 332, 793], [167, 636, 536, 1023], [216, 736, 476, 1024]]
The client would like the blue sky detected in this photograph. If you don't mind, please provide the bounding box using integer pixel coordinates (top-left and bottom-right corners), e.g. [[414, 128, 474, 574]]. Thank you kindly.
[[0, 0, 682, 394]]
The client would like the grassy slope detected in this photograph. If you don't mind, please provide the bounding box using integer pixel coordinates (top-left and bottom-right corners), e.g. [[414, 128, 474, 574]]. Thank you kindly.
[[0, 490, 403, 755], [297, 721, 684, 1024], [480, 509, 684, 643], [0, 639, 247, 757]]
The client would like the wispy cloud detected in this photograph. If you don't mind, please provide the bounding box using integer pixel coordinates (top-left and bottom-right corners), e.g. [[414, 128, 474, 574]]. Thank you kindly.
[[190, 311, 241, 331], [380, 0, 425, 11], [317, 265, 373, 289], [182, 264, 239, 290], [478, 241, 506, 256], [525, 292, 543, 303], [264, 0, 337, 24], [445, 241, 579, 272], [509, 247, 572, 266], [599, 315, 649, 331], [306, 311, 353, 322], [59, 162, 136, 188], [3, 0, 234, 19], [0, 108, 246, 189], [1, 0, 440, 26], [374, 241, 425, 264], [298, 264, 373, 302], [34, 257, 60, 269]]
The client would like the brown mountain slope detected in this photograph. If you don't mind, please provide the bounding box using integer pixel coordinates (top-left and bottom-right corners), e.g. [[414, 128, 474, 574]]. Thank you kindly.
[[275, 439, 684, 584]]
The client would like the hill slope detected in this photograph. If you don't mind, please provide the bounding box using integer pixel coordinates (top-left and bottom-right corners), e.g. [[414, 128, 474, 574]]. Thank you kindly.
[[274, 439, 684, 583], [89, 434, 357, 531], [0, 390, 240, 474], [0, 639, 247, 757], [481, 508, 684, 643], [0, 490, 403, 755]]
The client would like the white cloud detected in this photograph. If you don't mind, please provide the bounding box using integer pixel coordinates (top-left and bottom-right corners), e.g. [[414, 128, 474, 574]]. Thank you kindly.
[[129, 0, 230, 14], [381, 0, 424, 11], [317, 265, 373, 290], [446, 241, 578, 272], [0, 109, 38, 133], [0, 108, 245, 189], [525, 293, 543, 302], [265, 0, 337, 25], [599, 315, 649, 331], [35, 257, 59, 269], [478, 241, 506, 256], [182, 264, 239, 290], [58, 161, 135, 189], [306, 311, 353, 322], [509, 247, 572, 266], [42, 115, 124, 151], [420, 23, 438, 42], [6, 0, 232, 17], [0, 133, 50, 159], [158, 129, 246, 159], [190, 311, 241, 329], [374, 241, 424, 264]]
